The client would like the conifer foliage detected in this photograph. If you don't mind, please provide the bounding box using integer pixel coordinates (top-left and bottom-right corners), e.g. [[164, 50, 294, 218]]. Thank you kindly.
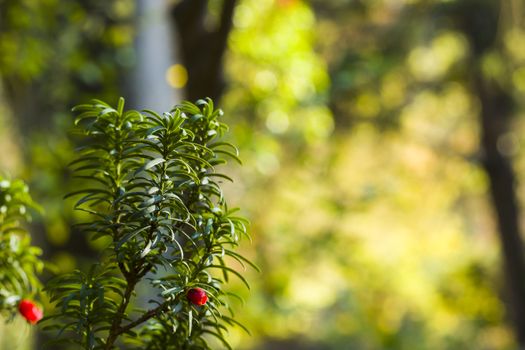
[[43, 98, 253, 349], [0, 178, 43, 321]]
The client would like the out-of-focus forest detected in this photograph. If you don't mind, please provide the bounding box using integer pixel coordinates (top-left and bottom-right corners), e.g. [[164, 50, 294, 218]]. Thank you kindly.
[[1, 0, 525, 349]]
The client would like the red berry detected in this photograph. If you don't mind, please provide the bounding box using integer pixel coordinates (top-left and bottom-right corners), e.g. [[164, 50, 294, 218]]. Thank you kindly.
[[18, 299, 43, 325], [187, 288, 208, 306]]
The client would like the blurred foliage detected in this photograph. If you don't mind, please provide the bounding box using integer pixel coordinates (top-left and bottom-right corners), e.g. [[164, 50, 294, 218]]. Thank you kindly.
[[0, 0, 137, 272], [220, 0, 523, 349], [0, 0, 135, 100]]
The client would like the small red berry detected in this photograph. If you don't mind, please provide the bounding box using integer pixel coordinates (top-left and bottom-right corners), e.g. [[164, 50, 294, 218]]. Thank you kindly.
[[18, 299, 43, 325], [187, 288, 208, 306]]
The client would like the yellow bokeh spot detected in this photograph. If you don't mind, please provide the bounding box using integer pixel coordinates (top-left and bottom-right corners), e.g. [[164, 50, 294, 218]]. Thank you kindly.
[[51, 252, 77, 273], [505, 29, 525, 61], [165, 64, 188, 89], [46, 218, 69, 246], [408, 31, 467, 81], [513, 66, 525, 93], [354, 92, 381, 118], [381, 71, 406, 108]]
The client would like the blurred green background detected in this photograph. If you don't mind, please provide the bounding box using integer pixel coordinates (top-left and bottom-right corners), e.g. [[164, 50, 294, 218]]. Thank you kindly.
[[1, 0, 525, 348]]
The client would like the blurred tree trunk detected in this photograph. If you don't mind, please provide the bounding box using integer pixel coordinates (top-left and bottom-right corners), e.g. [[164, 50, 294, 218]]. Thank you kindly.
[[170, 0, 237, 102], [476, 70, 525, 347], [131, 0, 180, 112], [453, 0, 525, 346]]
